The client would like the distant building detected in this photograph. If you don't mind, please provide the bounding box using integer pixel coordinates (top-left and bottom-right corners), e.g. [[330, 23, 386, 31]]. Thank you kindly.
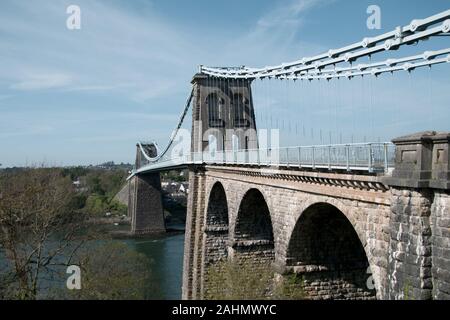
[[72, 179, 87, 192], [179, 183, 189, 194], [73, 180, 81, 187]]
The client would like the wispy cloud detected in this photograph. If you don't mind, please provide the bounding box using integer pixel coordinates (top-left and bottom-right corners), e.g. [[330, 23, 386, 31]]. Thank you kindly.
[[0, 124, 54, 138], [0, 0, 199, 102], [64, 83, 134, 93], [0, 0, 330, 98], [218, 0, 333, 67], [10, 72, 72, 91], [257, 0, 330, 29]]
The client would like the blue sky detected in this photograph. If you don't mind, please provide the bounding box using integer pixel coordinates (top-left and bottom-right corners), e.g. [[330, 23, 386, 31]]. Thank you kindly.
[[0, 0, 449, 167]]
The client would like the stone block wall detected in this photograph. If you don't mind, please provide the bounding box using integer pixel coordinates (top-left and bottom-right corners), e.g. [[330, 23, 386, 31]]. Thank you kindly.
[[431, 191, 450, 299], [387, 188, 450, 300], [129, 173, 165, 235], [299, 270, 375, 300], [182, 168, 206, 300], [182, 166, 392, 300], [201, 182, 230, 299], [382, 131, 450, 299], [387, 188, 433, 300], [230, 243, 275, 266], [181, 166, 450, 300]]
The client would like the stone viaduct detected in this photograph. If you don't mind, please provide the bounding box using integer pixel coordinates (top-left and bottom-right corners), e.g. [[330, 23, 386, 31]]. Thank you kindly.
[[130, 74, 450, 300]]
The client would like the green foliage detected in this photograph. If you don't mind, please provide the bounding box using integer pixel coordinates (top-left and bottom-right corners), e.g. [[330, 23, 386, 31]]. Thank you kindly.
[[205, 260, 307, 300], [272, 273, 306, 300], [108, 200, 127, 216], [161, 170, 187, 183], [60, 242, 152, 300], [69, 194, 88, 210], [86, 174, 105, 195], [84, 195, 127, 216], [62, 167, 89, 181], [67, 168, 129, 216], [403, 281, 413, 300], [76, 169, 125, 196], [84, 194, 108, 215], [205, 259, 273, 300]]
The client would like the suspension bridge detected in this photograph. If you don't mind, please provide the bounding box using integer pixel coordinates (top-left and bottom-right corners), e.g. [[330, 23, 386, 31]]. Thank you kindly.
[[130, 9, 450, 177], [126, 10, 450, 300]]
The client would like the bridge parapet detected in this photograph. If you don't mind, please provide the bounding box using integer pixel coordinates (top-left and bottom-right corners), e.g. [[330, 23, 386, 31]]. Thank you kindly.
[[383, 131, 450, 189], [134, 142, 395, 175]]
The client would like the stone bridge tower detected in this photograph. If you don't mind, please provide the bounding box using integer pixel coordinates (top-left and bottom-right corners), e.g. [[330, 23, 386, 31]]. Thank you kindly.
[[128, 142, 165, 235], [182, 72, 259, 299], [190, 73, 258, 153]]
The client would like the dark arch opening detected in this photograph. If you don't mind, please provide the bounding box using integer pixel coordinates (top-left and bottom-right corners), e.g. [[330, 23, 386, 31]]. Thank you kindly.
[[235, 189, 273, 243], [233, 189, 274, 263], [206, 182, 229, 228], [286, 203, 376, 300], [204, 182, 229, 263]]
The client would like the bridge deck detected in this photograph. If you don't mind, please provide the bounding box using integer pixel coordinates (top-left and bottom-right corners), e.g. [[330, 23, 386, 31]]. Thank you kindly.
[[132, 143, 396, 177]]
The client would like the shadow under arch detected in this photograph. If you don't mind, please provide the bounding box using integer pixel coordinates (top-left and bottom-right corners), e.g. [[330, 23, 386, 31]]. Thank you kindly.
[[286, 202, 376, 300], [204, 182, 229, 263], [232, 188, 274, 263]]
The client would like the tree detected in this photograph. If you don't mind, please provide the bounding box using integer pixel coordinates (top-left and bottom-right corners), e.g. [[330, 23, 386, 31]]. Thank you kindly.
[[0, 168, 92, 299], [0, 168, 150, 300], [59, 242, 152, 300], [61, 167, 89, 181]]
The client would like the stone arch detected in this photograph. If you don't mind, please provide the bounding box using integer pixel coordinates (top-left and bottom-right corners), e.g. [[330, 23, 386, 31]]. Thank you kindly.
[[285, 201, 376, 300], [232, 188, 275, 264], [204, 182, 229, 263], [200, 181, 231, 299], [286, 197, 367, 251]]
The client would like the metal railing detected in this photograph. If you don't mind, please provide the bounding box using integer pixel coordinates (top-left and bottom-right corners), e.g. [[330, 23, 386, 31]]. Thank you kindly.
[[133, 143, 395, 175]]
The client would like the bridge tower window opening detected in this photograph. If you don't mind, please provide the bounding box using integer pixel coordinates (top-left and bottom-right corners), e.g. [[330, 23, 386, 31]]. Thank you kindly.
[[208, 134, 217, 156], [232, 134, 239, 152], [207, 92, 225, 128], [233, 92, 250, 128]]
